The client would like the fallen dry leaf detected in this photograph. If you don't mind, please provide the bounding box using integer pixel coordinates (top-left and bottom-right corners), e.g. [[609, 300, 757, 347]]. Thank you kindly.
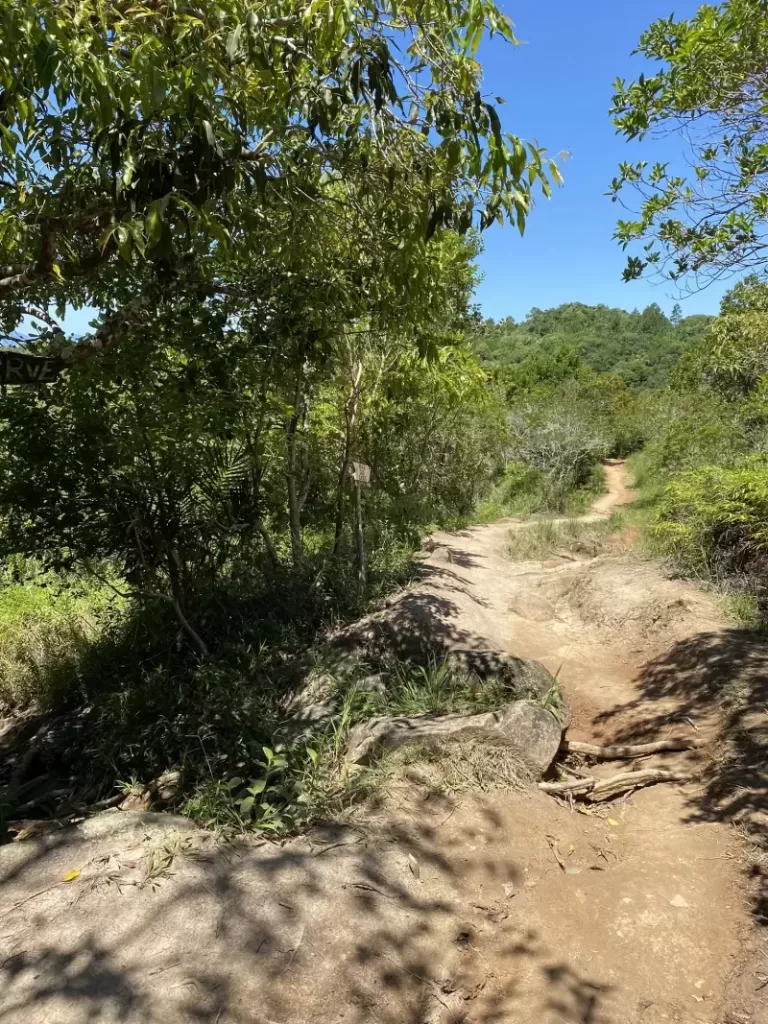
[[62, 870, 80, 883]]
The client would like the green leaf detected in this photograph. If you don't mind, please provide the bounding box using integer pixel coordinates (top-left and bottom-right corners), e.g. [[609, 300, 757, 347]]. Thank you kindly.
[[485, 103, 503, 146], [226, 24, 242, 62], [146, 195, 170, 248], [149, 65, 165, 108]]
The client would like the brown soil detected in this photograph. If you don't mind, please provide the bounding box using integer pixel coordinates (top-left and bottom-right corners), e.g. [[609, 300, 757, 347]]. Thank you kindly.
[[1, 463, 766, 1024]]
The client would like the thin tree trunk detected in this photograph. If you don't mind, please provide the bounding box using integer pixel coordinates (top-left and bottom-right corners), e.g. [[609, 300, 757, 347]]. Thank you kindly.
[[333, 361, 363, 556], [285, 365, 305, 569], [255, 519, 279, 569], [355, 480, 367, 590], [166, 548, 209, 658]]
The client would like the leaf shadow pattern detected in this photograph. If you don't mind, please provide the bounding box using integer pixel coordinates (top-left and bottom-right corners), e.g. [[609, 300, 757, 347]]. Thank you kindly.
[[0, 807, 613, 1024], [595, 628, 768, 926]]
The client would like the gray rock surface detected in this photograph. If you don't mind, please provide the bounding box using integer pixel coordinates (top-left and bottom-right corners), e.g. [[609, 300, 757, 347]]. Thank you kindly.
[[345, 698, 563, 775]]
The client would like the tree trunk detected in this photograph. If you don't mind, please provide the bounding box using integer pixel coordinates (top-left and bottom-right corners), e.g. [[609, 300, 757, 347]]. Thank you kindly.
[[355, 480, 367, 590], [166, 548, 209, 658], [285, 366, 305, 569], [332, 362, 363, 556], [255, 519, 280, 569]]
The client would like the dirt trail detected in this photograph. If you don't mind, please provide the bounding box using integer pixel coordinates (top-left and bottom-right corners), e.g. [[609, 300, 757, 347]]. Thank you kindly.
[[1, 463, 765, 1024]]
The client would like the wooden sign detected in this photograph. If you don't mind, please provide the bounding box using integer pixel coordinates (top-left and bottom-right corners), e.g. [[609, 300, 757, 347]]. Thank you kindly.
[[351, 462, 371, 486], [0, 352, 63, 385]]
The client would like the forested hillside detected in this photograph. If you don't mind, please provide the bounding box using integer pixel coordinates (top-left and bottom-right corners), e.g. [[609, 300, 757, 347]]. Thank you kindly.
[[475, 302, 712, 389]]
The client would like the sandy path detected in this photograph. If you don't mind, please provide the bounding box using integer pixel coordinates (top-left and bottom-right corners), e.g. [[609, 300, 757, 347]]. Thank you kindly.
[[0, 463, 764, 1024], [591, 458, 636, 515]]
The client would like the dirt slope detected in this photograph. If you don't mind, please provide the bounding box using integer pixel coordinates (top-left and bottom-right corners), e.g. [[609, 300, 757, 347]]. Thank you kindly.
[[1, 463, 765, 1024]]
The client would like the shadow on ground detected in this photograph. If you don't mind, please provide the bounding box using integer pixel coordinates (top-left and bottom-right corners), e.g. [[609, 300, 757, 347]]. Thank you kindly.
[[597, 628, 768, 926], [0, 803, 613, 1024]]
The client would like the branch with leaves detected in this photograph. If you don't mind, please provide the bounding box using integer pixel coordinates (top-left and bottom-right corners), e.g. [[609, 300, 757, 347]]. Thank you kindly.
[[610, 0, 768, 286]]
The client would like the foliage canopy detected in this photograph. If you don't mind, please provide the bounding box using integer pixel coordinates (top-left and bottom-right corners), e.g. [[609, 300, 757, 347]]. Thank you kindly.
[[0, 0, 559, 360], [610, 0, 768, 285]]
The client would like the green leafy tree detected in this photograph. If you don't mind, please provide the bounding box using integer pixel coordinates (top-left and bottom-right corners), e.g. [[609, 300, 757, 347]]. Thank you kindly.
[[0, 0, 559, 362], [610, 0, 768, 283], [674, 276, 768, 398]]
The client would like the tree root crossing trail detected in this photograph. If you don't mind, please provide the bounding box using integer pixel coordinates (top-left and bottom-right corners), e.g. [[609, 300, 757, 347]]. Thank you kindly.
[[1, 462, 766, 1024]]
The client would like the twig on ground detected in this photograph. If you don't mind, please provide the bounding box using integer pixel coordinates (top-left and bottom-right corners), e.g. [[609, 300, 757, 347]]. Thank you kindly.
[[12, 789, 71, 816], [344, 882, 397, 901], [560, 764, 594, 779], [545, 835, 566, 871], [586, 769, 689, 802], [540, 777, 596, 796]]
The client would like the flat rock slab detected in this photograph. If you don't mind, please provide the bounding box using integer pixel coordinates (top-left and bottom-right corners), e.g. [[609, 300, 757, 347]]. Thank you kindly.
[[345, 698, 563, 775]]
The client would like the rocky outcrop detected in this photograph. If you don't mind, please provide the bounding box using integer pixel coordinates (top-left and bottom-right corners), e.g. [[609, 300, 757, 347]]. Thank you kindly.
[[345, 699, 563, 775]]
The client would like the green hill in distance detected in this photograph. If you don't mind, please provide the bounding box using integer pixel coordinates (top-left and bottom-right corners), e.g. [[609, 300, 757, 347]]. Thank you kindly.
[[475, 302, 712, 391]]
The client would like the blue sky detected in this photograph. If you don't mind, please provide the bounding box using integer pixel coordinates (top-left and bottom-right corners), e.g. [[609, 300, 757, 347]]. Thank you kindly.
[[473, 0, 735, 322]]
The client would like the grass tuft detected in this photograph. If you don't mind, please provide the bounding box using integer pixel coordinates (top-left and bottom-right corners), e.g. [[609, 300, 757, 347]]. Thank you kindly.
[[506, 516, 619, 561], [0, 562, 122, 710]]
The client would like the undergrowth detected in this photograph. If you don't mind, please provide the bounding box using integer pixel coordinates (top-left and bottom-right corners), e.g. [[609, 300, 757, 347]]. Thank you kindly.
[[627, 450, 768, 630], [475, 461, 606, 522], [373, 658, 519, 716], [0, 561, 123, 709], [0, 473, 583, 838], [178, 654, 549, 835], [506, 515, 621, 561]]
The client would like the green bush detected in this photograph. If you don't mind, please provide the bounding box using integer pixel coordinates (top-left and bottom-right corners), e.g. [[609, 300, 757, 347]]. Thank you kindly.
[[653, 457, 768, 599], [647, 406, 749, 477]]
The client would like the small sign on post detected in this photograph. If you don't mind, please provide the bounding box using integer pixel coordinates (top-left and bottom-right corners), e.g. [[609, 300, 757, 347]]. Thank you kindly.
[[350, 462, 371, 590]]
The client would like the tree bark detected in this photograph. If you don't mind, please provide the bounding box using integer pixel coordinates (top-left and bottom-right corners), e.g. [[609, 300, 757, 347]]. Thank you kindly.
[[285, 365, 305, 569], [332, 360, 363, 556], [166, 548, 209, 658], [355, 480, 367, 590], [255, 519, 280, 569]]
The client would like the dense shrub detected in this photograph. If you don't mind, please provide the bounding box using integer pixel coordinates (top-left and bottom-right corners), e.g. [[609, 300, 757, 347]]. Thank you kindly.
[[641, 394, 751, 478], [654, 457, 768, 601]]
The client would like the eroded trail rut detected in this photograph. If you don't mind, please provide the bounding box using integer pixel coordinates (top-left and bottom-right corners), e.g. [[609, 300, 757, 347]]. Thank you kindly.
[[1, 463, 765, 1024]]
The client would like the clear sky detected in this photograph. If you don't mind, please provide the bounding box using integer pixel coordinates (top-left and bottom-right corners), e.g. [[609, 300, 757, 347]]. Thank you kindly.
[[473, 0, 735, 323]]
